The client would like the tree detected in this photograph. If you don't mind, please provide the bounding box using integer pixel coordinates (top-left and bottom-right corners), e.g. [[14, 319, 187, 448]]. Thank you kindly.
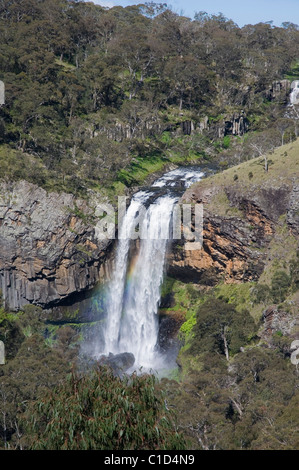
[[271, 270, 291, 303], [25, 366, 186, 450], [81, 55, 120, 111], [276, 118, 291, 146], [139, 3, 168, 19], [191, 297, 257, 360], [252, 284, 272, 305], [0, 330, 78, 450], [107, 13, 152, 99], [247, 131, 280, 171], [163, 56, 211, 110]]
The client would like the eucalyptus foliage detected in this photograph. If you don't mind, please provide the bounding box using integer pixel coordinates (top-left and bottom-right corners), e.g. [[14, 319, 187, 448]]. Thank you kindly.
[[26, 366, 186, 450]]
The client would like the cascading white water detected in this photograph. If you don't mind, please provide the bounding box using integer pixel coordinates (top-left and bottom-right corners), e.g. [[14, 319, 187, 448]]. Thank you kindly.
[[100, 167, 205, 371], [103, 198, 144, 356], [117, 195, 177, 368], [290, 80, 299, 105]]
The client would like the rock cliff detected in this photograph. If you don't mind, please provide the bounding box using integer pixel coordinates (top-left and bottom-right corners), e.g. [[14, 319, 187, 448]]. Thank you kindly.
[[0, 181, 112, 310], [1, 141, 298, 313], [167, 143, 299, 284]]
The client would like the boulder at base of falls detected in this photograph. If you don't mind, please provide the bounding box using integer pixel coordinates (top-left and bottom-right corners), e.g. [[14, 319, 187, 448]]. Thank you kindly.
[[99, 352, 135, 375]]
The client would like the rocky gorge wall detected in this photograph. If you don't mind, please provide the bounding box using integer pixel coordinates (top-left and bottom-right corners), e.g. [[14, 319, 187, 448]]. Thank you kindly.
[[167, 150, 299, 285], [0, 181, 113, 311], [0, 140, 298, 315]]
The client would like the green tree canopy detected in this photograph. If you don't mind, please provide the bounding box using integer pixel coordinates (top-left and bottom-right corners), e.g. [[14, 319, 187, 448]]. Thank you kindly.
[[25, 366, 186, 450]]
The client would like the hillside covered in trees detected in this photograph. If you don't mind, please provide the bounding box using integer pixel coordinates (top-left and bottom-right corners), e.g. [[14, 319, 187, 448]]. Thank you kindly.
[[0, 0, 299, 452], [1, 0, 299, 197]]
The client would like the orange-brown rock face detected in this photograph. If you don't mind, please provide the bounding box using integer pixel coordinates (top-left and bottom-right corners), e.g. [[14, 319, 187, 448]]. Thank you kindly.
[[167, 181, 297, 285]]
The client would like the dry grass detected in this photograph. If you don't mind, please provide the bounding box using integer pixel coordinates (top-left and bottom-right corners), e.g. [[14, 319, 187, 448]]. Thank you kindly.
[[198, 138, 299, 193]]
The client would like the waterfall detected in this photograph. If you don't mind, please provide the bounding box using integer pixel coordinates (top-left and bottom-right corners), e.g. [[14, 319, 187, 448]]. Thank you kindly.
[[99, 167, 205, 371], [290, 80, 299, 105]]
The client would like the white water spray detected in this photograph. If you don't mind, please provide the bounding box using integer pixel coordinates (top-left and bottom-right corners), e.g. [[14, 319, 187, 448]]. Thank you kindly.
[[100, 167, 205, 371], [290, 80, 299, 105]]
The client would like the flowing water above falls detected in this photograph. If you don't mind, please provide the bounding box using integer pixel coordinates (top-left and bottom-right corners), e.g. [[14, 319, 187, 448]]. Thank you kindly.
[[95, 166, 205, 371]]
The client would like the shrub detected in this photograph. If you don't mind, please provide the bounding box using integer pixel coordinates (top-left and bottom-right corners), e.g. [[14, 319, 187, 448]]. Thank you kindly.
[[271, 270, 291, 303], [191, 297, 257, 358], [290, 251, 299, 292], [25, 366, 186, 450], [252, 284, 272, 305]]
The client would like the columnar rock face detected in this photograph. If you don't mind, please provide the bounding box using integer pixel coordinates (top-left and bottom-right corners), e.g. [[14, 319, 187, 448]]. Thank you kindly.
[[0, 181, 112, 310], [266, 79, 291, 101], [218, 111, 249, 138]]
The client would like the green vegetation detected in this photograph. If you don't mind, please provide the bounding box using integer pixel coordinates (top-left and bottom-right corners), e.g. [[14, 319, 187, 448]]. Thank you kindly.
[[188, 138, 299, 200], [1, 0, 299, 197], [0, 306, 80, 449], [1, 0, 299, 451], [189, 297, 258, 359], [0, 297, 186, 450], [215, 283, 254, 312], [271, 270, 292, 303], [25, 367, 186, 450], [162, 263, 299, 449], [285, 59, 299, 81], [159, 211, 299, 449], [117, 154, 168, 187]]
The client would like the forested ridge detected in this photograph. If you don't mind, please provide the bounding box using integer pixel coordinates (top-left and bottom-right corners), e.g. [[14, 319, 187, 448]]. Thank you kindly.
[[0, 0, 299, 451], [0, 0, 299, 197]]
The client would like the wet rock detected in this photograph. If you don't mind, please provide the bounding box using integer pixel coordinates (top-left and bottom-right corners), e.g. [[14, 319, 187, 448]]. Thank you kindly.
[[99, 352, 135, 374], [158, 311, 184, 354]]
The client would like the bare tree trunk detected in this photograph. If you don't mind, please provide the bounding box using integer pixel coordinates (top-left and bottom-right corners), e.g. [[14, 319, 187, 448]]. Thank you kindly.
[[14, 420, 23, 450], [179, 96, 183, 111], [0, 391, 7, 449], [264, 155, 268, 172], [187, 424, 210, 450], [230, 397, 243, 417], [222, 326, 229, 361]]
